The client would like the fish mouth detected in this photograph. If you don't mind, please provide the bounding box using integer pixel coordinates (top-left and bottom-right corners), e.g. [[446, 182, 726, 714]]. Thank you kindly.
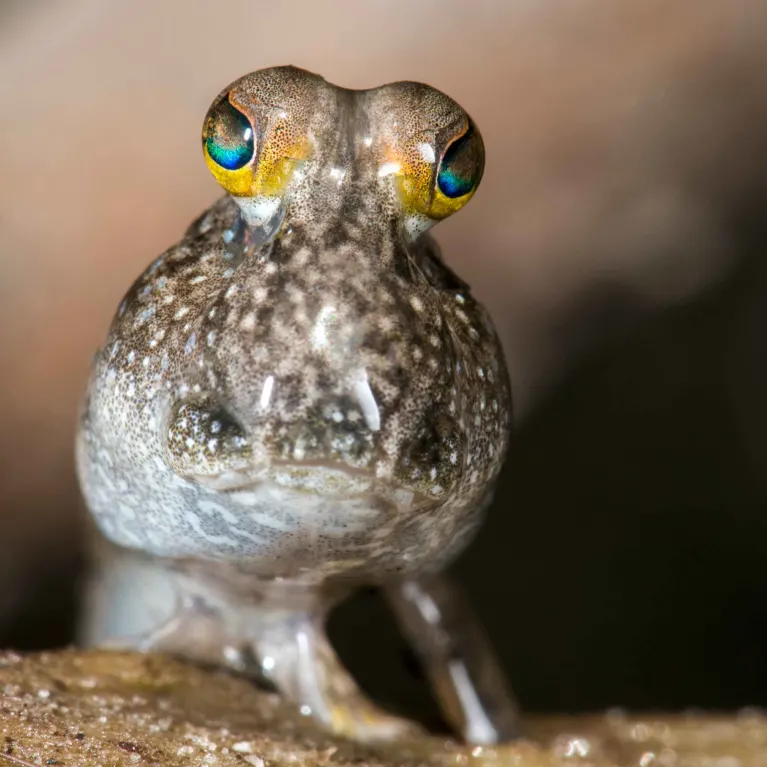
[[270, 457, 376, 478], [193, 459, 425, 510]]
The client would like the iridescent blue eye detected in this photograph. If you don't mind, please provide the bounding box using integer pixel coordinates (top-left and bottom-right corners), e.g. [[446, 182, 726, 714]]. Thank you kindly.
[[203, 96, 254, 171], [437, 123, 484, 199]]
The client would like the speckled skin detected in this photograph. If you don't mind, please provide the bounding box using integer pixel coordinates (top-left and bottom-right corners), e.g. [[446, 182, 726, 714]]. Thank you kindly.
[[75, 66, 515, 743], [76, 67, 510, 583]]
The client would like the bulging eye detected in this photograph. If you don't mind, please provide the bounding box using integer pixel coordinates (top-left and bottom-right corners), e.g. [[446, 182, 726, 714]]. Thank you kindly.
[[203, 96, 255, 171], [382, 95, 486, 233], [202, 70, 316, 203], [437, 123, 483, 199]]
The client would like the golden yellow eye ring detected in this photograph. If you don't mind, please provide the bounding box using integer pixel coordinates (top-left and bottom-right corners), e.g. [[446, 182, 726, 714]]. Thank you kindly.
[[202, 92, 311, 198], [393, 120, 485, 222]]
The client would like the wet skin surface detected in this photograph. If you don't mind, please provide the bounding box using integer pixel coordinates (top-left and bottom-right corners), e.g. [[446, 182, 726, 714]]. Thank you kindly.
[[76, 66, 516, 743]]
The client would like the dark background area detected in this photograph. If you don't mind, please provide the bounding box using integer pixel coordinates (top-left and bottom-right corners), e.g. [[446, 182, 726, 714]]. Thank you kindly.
[[3, 0, 767, 720]]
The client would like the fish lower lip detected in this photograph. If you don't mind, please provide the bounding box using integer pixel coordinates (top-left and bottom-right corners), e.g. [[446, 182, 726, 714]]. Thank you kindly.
[[260, 461, 377, 498], [270, 458, 374, 479], [197, 462, 422, 508]]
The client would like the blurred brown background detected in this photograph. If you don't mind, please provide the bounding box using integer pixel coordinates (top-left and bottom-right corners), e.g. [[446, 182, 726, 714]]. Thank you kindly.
[[3, 0, 767, 716]]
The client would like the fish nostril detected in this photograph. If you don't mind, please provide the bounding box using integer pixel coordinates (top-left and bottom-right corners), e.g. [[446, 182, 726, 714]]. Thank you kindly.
[[165, 394, 252, 479]]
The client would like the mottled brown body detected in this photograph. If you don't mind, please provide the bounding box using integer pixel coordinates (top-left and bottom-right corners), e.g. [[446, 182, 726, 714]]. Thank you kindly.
[[76, 66, 516, 743], [77, 68, 510, 581]]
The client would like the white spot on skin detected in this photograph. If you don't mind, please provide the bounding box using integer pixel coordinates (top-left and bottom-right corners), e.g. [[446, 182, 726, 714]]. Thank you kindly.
[[233, 195, 281, 227], [351, 371, 380, 432], [293, 248, 311, 267], [136, 308, 155, 325], [410, 296, 424, 312], [378, 161, 401, 177], [311, 305, 336, 351], [404, 213, 433, 239], [174, 306, 190, 320], [185, 333, 197, 355], [417, 142, 436, 164], [259, 375, 275, 411], [240, 313, 256, 330]]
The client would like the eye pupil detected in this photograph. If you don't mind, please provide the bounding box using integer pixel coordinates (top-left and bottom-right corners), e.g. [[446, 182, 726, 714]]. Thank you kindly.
[[203, 97, 254, 171], [437, 124, 483, 199]]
